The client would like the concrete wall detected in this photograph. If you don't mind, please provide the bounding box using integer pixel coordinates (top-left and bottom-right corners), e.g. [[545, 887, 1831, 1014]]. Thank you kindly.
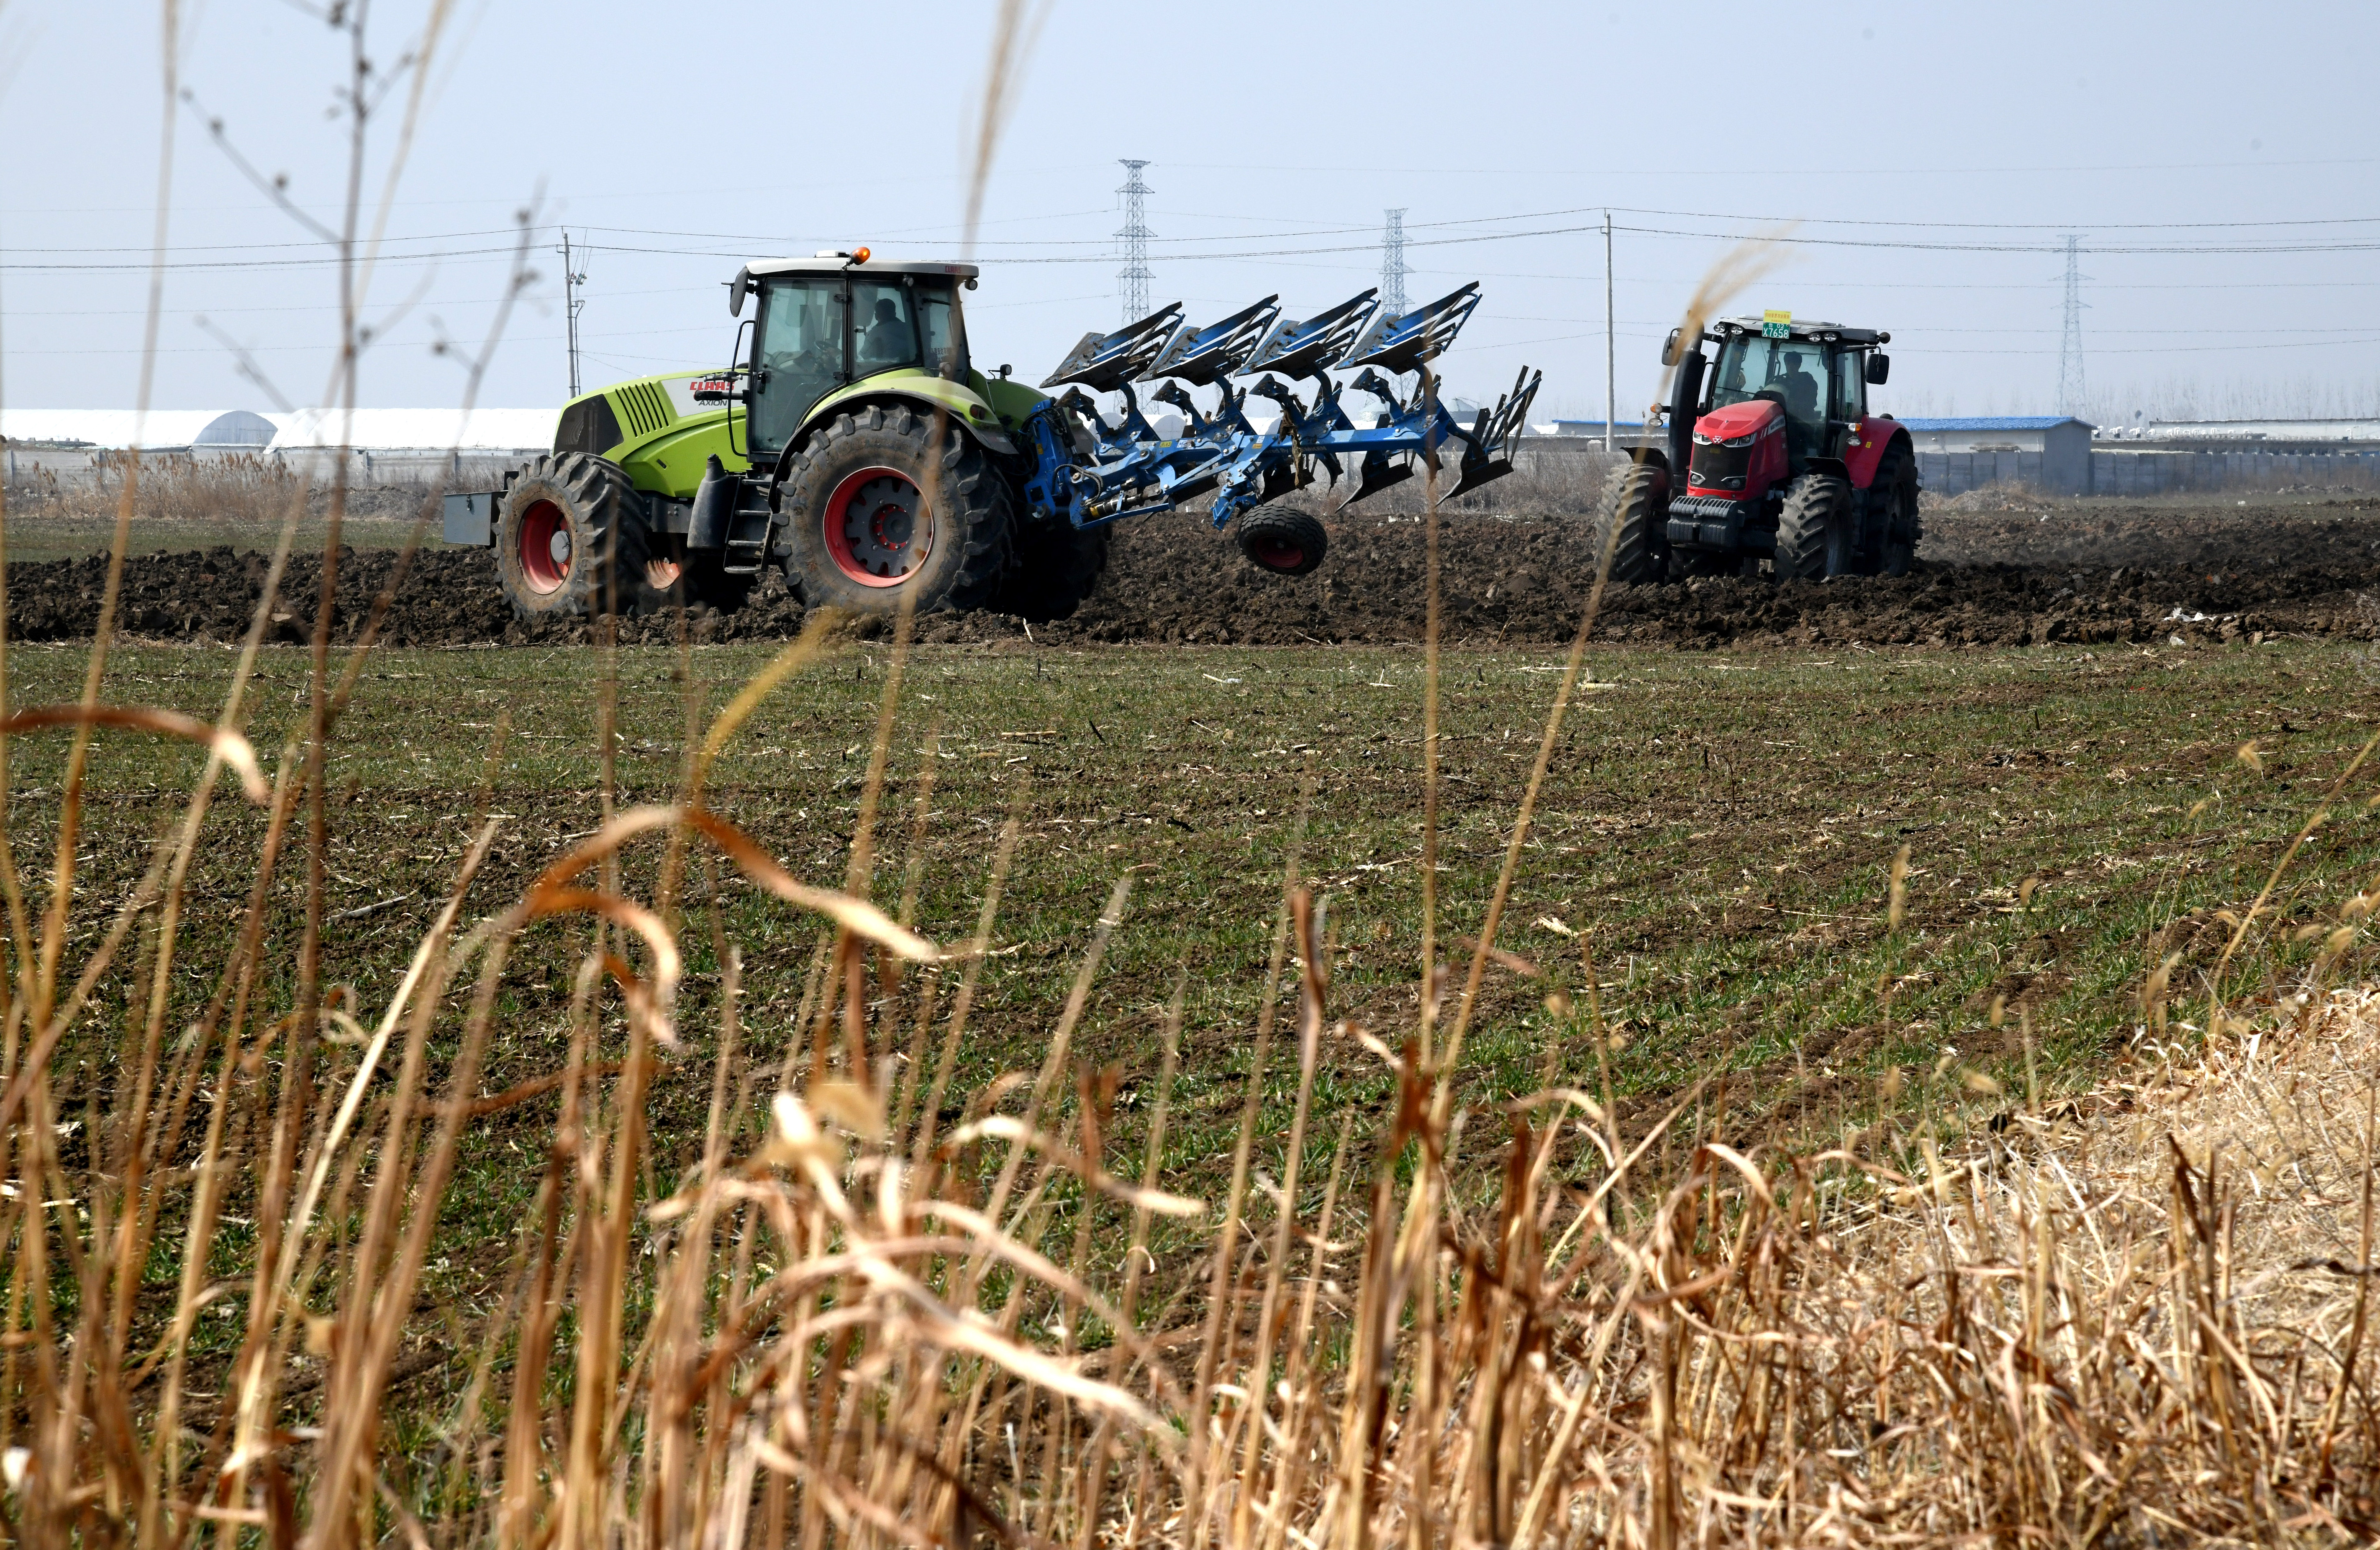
[[1918, 446, 2380, 497], [2087, 448, 2380, 497]]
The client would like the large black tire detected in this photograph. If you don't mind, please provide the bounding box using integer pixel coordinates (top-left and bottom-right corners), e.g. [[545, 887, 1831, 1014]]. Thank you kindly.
[[997, 520, 1110, 619], [1237, 510, 1327, 576], [1872, 438, 1921, 577], [1772, 472, 1855, 581], [1595, 462, 1669, 584], [495, 453, 658, 621], [778, 405, 1011, 615]]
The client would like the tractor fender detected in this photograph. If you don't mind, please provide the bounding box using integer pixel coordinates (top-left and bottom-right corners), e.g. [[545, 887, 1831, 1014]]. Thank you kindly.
[[802, 381, 1018, 457], [768, 388, 1019, 498], [1841, 419, 1907, 489], [1627, 448, 1672, 482], [1803, 456, 1851, 483]]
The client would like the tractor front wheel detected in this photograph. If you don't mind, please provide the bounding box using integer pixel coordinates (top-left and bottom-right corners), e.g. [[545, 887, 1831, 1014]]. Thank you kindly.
[[1772, 472, 1855, 581], [495, 453, 660, 620], [779, 406, 1011, 615], [1596, 463, 1670, 585], [1237, 510, 1328, 576]]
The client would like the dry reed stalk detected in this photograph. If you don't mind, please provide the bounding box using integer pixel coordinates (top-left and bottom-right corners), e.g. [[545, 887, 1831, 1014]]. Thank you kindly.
[[20, 15, 2380, 1550]]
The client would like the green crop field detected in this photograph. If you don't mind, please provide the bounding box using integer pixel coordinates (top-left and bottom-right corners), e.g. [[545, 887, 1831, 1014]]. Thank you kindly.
[[14, 631, 2376, 1327]]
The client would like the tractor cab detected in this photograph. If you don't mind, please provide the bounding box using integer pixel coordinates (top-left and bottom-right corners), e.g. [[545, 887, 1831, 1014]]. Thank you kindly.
[[730, 256, 981, 459], [1594, 313, 1920, 583], [1695, 320, 1887, 479], [1706, 333, 1838, 467]]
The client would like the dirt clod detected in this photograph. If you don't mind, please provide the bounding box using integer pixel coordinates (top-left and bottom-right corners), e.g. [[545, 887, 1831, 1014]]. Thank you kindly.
[[9, 497, 2378, 650]]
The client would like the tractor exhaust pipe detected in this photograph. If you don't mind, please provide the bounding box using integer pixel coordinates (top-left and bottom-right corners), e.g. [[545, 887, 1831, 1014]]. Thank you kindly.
[[1667, 348, 1705, 484]]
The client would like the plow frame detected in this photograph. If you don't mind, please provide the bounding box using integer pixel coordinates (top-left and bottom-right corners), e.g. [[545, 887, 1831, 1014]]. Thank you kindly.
[[1021, 283, 1541, 536]]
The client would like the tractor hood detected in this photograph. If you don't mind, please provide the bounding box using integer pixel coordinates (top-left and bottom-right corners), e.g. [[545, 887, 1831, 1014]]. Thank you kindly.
[[1694, 399, 1783, 443], [1685, 396, 1789, 498]]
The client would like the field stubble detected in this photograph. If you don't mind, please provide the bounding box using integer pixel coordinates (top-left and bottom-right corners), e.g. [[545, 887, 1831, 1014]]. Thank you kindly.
[[14, 491, 2380, 1545]]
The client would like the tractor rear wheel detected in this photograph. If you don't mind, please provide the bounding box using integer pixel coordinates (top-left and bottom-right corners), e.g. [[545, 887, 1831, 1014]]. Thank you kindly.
[[1873, 440, 1921, 577], [1772, 472, 1854, 581], [496, 453, 660, 620], [998, 520, 1110, 618], [1595, 462, 1669, 584], [1237, 510, 1328, 576], [779, 405, 1011, 615]]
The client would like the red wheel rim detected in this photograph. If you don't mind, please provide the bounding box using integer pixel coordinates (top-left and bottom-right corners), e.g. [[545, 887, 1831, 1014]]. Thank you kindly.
[[1248, 535, 1306, 573], [823, 466, 931, 587], [518, 499, 571, 593]]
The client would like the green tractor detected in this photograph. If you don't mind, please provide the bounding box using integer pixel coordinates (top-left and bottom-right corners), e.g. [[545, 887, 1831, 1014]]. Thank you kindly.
[[446, 250, 1537, 619]]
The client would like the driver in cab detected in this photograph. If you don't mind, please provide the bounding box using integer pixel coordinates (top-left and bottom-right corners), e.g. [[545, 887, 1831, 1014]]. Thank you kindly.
[[863, 297, 909, 364]]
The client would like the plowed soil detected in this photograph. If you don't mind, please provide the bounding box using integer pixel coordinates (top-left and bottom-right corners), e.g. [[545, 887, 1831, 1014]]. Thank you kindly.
[[8, 497, 2379, 650]]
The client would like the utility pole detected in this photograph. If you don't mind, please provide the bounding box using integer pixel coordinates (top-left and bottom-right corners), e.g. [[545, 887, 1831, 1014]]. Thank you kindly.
[[1381, 209, 1410, 318], [558, 230, 588, 399], [2057, 233, 2087, 418], [1116, 160, 1153, 325], [1603, 210, 1616, 453]]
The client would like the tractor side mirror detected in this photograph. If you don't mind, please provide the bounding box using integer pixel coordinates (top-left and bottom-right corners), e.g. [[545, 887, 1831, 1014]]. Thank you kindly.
[[1660, 327, 1682, 368], [1865, 353, 1890, 385], [728, 267, 751, 317]]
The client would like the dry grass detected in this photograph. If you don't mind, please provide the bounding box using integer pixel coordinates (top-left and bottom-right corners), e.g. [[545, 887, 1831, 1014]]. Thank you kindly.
[[10, 7, 2380, 1543], [6, 479, 2380, 1547], [14, 452, 307, 527]]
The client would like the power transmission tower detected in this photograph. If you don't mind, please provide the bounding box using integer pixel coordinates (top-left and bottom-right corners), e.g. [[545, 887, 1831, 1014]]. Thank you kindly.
[[1116, 159, 1153, 325], [1381, 209, 1410, 317], [2057, 234, 2088, 418], [558, 230, 588, 399]]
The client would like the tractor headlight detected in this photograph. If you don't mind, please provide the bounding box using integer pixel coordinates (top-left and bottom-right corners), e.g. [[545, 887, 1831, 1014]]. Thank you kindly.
[[1720, 433, 1755, 448]]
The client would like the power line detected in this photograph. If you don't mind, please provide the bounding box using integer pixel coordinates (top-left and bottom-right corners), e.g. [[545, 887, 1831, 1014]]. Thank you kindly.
[[5, 202, 2376, 259], [1116, 160, 1152, 326], [1380, 210, 1409, 317]]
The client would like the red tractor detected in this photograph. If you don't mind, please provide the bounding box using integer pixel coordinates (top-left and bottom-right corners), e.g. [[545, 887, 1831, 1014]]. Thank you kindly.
[[1600, 315, 1919, 583]]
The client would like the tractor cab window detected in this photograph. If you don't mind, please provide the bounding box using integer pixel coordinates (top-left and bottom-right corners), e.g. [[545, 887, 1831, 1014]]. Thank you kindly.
[[1709, 334, 1829, 455], [751, 277, 849, 453], [1831, 350, 1867, 420], [854, 280, 921, 371], [919, 286, 968, 380]]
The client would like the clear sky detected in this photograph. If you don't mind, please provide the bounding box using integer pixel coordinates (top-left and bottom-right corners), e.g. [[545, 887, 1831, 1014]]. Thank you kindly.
[[2, 0, 2374, 426]]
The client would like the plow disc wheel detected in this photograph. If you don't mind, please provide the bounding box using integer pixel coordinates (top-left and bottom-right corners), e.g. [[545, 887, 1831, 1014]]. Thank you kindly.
[[778, 405, 1010, 616], [1237, 510, 1328, 576]]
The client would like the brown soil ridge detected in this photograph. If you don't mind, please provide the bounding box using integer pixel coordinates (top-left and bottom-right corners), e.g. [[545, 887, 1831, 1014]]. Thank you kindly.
[[5, 498, 2376, 651]]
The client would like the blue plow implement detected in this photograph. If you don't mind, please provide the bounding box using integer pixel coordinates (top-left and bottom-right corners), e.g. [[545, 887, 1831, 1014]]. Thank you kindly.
[[1017, 284, 1541, 535]]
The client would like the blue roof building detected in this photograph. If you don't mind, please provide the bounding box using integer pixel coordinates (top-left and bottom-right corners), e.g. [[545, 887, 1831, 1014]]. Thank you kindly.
[[1896, 415, 2094, 494]]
